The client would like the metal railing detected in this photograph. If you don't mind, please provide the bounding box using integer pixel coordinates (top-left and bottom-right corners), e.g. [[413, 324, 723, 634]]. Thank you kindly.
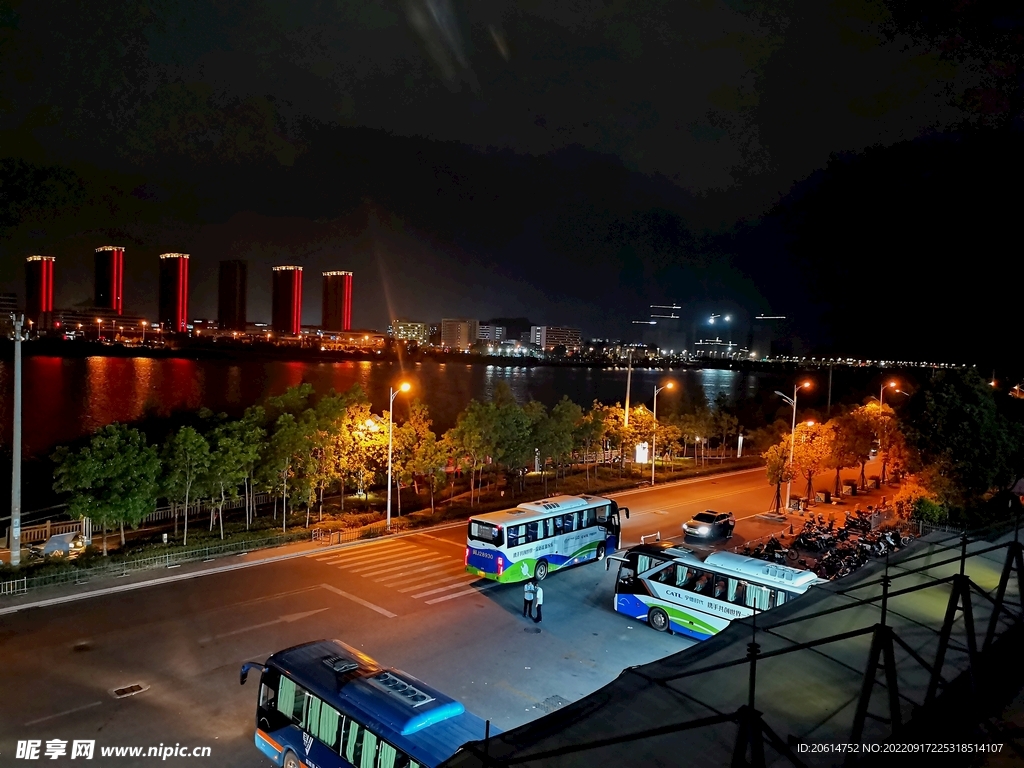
[[142, 493, 273, 524], [311, 522, 389, 546], [10, 532, 306, 593], [0, 577, 27, 596]]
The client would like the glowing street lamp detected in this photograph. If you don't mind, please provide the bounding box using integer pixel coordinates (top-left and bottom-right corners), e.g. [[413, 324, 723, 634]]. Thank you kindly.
[[775, 380, 812, 511], [141, 320, 147, 344], [96, 318, 102, 341], [387, 382, 412, 530], [651, 382, 674, 485], [879, 380, 897, 410]]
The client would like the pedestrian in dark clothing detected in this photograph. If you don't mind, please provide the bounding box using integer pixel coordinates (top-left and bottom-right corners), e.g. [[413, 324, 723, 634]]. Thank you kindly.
[[533, 585, 544, 623], [523, 579, 536, 618]]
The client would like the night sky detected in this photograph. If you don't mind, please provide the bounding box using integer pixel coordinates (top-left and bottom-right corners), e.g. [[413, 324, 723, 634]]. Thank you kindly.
[[0, 1, 1020, 363]]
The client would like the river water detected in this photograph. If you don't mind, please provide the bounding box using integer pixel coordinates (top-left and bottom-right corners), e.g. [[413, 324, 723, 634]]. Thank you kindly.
[[0, 356, 770, 458]]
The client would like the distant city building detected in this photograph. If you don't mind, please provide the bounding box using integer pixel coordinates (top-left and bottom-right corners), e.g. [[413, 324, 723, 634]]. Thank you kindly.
[[52, 308, 146, 339], [530, 325, 583, 353], [749, 314, 788, 359], [271, 266, 303, 335], [158, 253, 189, 333], [218, 260, 248, 331], [322, 271, 353, 331], [478, 324, 506, 342], [428, 323, 440, 346], [25, 256, 55, 329], [319, 330, 387, 350], [392, 320, 429, 346], [0, 292, 18, 335], [94, 246, 125, 314], [441, 318, 479, 351], [693, 336, 748, 359]]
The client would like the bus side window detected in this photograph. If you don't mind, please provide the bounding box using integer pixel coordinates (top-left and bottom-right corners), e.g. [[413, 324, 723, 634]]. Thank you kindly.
[[564, 512, 578, 532], [506, 525, 521, 548], [690, 570, 711, 594], [675, 566, 692, 588], [553, 516, 564, 536], [543, 518, 554, 538], [581, 508, 596, 528], [773, 590, 787, 608], [745, 584, 771, 611], [341, 718, 379, 767], [727, 579, 748, 606], [526, 522, 538, 542]]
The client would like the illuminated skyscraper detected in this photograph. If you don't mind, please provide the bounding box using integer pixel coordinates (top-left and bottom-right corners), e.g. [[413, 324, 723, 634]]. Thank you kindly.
[[95, 246, 124, 314], [158, 253, 189, 333], [25, 255, 55, 328], [272, 266, 303, 335], [322, 271, 353, 331], [218, 260, 248, 331]]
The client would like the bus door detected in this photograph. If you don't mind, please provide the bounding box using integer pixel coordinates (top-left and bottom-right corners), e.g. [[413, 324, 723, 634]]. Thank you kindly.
[[598, 504, 629, 551]]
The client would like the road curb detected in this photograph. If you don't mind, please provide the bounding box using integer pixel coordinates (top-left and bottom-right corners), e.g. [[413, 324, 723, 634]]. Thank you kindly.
[[0, 520, 468, 616]]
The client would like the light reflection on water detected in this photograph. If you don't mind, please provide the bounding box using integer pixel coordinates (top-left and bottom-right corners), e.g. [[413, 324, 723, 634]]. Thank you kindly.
[[0, 357, 762, 457]]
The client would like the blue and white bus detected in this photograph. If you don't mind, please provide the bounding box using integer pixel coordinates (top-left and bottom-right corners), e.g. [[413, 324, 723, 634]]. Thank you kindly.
[[465, 494, 628, 583], [240, 640, 491, 768], [609, 543, 824, 640]]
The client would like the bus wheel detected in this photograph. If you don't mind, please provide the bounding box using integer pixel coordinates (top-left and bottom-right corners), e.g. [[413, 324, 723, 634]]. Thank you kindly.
[[648, 607, 670, 633], [534, 560, 549, 581], [596, 543, 606, 561], [283, 751, 301, 768]]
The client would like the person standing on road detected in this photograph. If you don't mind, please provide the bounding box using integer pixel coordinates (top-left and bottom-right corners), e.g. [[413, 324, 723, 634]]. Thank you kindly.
[[523, 579, 536, 618], [533, 584, 544, 623]]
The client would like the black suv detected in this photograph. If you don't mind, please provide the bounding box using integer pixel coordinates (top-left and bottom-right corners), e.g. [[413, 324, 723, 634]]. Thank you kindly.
[[682, 510, 736, 540]]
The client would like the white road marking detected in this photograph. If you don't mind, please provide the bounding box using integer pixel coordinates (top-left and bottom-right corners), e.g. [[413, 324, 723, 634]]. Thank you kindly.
[[424, 582, 503, 604], [397, 572, 469, 592], [198, 608, 330, 642], [414, 533, 467, 548], [24, 701, 103, 726], [344, 554, 430, 574], [411, 579, 480, 598], [372, 559, 453, 583], [332, 546, 424, 569], [320, 584, 397, 618], [323, 541, 421, 562]]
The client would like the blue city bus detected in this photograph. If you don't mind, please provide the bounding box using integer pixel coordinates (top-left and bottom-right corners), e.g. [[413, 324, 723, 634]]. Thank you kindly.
[[240, 640, 492, 768]]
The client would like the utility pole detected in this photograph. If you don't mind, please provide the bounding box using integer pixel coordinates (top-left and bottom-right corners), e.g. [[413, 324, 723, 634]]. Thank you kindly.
[[10, 314, 23, 566], [624, 348, 633, 427], [827, 363, 833, 417]]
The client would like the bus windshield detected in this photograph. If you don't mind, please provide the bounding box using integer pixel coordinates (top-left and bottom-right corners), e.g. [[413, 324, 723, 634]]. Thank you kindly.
[[467, 520, 503, 546]]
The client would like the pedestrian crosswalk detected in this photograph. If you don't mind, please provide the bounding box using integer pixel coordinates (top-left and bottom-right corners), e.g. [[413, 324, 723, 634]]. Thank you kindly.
[[308, 538, 501, 606]]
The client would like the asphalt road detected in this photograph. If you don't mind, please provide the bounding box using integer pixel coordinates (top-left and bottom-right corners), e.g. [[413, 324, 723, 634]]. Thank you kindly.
[[0, 463, 884, 765]]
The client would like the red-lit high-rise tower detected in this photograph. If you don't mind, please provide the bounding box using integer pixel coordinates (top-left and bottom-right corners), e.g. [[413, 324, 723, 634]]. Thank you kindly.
[[25, 255, 55, 329], [322, 271, 353, 332], [94, 246, 124, 314], [272, 266, 303, 335], [159, 253, 189, 333]]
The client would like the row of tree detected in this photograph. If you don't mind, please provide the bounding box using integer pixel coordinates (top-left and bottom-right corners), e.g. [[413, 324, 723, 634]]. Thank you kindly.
[[761, 369, 1024, 526], [50, 382, 744, 554]]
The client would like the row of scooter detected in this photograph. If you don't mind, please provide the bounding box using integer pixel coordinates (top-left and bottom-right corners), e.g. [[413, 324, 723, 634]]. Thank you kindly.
[[740, 512, 915, 580]]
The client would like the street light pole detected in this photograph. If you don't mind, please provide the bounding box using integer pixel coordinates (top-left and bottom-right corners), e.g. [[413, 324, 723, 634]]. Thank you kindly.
[[651, 382, 674, 485], [141, 320, 147, 344], [776, 381, 810, 512], [9, 315, 23, 566], [386, 382, 411, 531]]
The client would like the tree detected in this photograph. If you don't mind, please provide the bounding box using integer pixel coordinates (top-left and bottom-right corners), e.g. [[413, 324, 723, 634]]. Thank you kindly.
[[847, 406, 878, 490], [264, 413, 309, 532], [576, 406, 608, 488], [547, 396, 582, 488], [203, 422, 249, 540], [790, 421, 830, 504], [234, 406, 266, 528], [762, 442, 794, 515], [391, 400, 435, 517], [408, 432, 448, 514], [163, 426, 211, 547], [52, 424, 160, 555], [904, 368, 1014, 512], [824, 415, 861, 498]]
